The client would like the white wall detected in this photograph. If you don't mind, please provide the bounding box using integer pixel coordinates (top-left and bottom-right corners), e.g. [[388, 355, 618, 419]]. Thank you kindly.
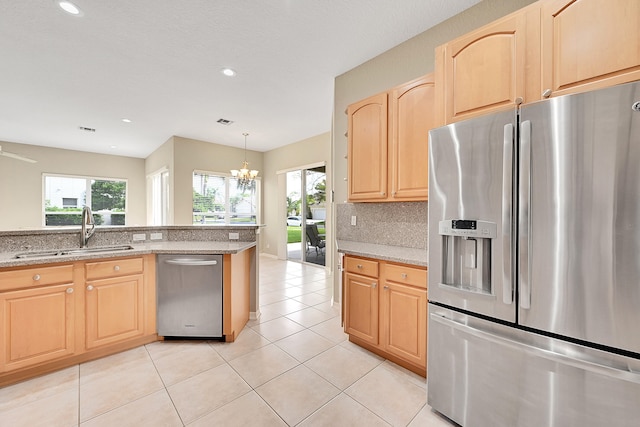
[[0, 140, 146, 230]]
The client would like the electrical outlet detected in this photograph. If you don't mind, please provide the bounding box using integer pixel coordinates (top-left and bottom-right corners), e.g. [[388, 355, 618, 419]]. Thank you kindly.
[[132, 233, 146, 241], [351, 215, 357, 226], [229, 232, 239, 240], [150, 232, 163, 240]]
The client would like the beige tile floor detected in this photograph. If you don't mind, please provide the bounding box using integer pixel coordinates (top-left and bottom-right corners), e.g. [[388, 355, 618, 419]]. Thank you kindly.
[[0, 255, 457, 427]]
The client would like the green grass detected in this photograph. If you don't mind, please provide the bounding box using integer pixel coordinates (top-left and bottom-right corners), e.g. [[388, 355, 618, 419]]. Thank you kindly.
[[287, 226, 326, 244]]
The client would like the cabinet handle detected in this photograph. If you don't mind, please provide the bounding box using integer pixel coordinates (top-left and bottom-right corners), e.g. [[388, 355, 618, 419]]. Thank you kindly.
[[384, 285, 389, 290], [372, 283, 377, 288], [515, 96, 524, 105], [33, 274, 41, 281], [113, 265, 120, 271], [401, 273, 408, 279], [381, 192, 386, 196], [66, 288, 74, 294], [357, 264, 363, 269], [542, 89, 552, 98], [87, 285, 94, 291]]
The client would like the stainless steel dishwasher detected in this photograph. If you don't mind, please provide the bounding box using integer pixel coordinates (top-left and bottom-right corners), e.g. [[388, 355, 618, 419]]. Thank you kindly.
[[157, 254, 223, 338]]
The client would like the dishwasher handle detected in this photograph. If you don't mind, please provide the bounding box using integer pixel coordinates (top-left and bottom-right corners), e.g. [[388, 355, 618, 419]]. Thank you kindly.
[[164, 259, 218, 266]]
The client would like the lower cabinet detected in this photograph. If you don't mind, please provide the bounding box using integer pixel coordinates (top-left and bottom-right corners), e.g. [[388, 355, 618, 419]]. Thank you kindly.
[[85, 257, 146, 349], [0, 282, 76, 372], [344, 271, 379, 345], [0, 255, 156, 385], [380, 281, 427, 369], [343, 255, 427, 376]]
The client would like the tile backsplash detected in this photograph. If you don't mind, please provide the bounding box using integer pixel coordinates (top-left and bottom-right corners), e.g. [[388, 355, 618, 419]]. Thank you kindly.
[[336, 202, 427, 249]]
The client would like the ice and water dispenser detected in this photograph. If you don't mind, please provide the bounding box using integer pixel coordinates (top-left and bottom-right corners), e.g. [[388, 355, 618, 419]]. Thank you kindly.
[[439, 219, 496, 295]]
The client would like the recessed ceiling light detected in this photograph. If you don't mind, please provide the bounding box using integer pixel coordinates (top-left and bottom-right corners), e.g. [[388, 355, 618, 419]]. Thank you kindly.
[[110, 145, 117, 149], [56, 1, 83, 16], [221, 68, 236, 77], [121, 118, 131, 123]]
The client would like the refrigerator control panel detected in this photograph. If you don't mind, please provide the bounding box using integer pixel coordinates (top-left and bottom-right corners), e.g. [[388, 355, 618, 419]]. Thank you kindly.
[[439, 220, 496, 239]]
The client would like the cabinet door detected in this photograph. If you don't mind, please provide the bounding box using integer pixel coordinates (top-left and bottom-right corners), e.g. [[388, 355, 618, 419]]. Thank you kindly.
[[390, 75, 435, 201], [440, 4, 540, 123], [344, 272, 379, 345], [85, 274, 144, 349], [541, 0, 640, 98], [381, 282, 426, 369], [0, 284, 75, 372], [347, 92, 388, 201]]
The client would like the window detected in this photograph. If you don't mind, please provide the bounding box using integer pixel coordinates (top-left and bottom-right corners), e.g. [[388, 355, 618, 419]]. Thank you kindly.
[[62, 198, 78, 208], [192, 171, 259, 225], [44, 174, 127, 226], [148, 169, 169, 225]]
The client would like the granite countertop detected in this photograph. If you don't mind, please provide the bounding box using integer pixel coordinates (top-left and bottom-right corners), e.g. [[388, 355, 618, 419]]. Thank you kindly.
[[0, 241, 256, 268], [336, 239, 427, 267]]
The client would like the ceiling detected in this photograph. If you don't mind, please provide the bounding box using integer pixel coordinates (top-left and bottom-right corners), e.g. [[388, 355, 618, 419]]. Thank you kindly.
[[0, 0, 479, 158]]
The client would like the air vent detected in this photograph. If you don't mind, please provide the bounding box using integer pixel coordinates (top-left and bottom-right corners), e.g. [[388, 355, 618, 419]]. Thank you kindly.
[[79, 126, 96, 132], [216, 118, 234, 126]]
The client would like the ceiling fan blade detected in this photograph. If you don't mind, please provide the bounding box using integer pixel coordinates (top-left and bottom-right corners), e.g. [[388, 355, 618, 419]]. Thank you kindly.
[[0, 146, 37, 163]]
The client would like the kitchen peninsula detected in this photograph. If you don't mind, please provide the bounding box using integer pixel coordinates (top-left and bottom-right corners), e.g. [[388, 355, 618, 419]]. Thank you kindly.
[[0, 225, 258, 387]]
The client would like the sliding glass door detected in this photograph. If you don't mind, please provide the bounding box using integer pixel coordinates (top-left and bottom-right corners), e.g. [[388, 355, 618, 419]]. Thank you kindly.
[[285, 166, 326, 266]]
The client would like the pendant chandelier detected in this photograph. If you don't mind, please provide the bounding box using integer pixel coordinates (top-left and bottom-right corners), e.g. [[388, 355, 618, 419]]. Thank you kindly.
[[231, 132, 259, 187]]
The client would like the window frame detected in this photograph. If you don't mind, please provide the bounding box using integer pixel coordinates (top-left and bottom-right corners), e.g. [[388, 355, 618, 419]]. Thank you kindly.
[[42, 173, 129, 227], [192, 169, 261, 225]]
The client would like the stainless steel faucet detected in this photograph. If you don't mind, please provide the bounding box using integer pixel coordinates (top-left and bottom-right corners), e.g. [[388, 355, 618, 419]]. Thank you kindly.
[[81, 205, 96, 248]]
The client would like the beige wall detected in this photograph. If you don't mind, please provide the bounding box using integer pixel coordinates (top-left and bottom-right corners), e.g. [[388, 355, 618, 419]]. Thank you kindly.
[[0, 140, 146, 230], [261, 132, 331, 258], [170, 136, 264, 225], [144, 137, 175, 225], [332, 0, 536, 204]]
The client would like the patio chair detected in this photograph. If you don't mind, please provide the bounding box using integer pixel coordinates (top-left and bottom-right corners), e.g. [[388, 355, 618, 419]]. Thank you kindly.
[[305, 223, 325, 254]]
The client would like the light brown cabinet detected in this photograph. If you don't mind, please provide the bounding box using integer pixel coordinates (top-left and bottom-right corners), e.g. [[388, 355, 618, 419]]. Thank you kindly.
[[344, 257, 379, 345], [347, 93, 388, 201], [85, 257, 146, 349], [540, 0, 640, 98], [436, 0, 640, 125], [347, 74, 435, 202], [0, 264, 77, 373], [343, 255, 427, 376], [0, 255, 156, 385], [435, 3, 541, 124]]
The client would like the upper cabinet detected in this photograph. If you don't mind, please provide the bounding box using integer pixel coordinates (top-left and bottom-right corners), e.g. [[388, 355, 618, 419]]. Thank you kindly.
[[347, 93, 388, 201], [390, 76, 436, 200], [436, 0, 640, 125], [540, 0, 640, 98], [347, 74, 435, 202], [435, 3, 541, 123]]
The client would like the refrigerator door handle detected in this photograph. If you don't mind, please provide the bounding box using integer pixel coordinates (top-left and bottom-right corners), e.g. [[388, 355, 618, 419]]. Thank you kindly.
[[502, 124, 514, 304], [430, 313, 640, 385], [519, 120, 532, 309]]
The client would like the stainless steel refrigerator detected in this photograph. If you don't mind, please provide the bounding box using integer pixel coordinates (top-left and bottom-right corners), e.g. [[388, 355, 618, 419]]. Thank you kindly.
[[427, 80, 640, 427]]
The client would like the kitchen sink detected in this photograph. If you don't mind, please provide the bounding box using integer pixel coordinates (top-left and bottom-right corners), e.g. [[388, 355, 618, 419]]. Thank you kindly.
[[14, 245, 135, 259]]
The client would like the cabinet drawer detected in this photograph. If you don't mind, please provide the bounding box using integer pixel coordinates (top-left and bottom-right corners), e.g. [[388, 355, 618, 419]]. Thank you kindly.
[[345, 257, 379, 277], [86, 257, 143, 280], [385, 263, 427, 289], [0, 264, 74, 292]]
